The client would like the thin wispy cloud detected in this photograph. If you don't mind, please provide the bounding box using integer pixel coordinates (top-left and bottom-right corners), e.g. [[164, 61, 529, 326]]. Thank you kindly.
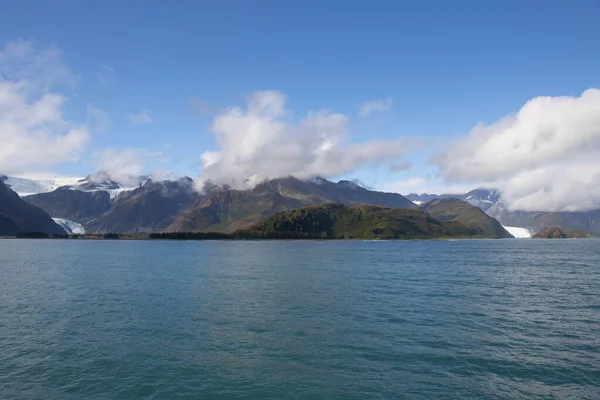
[[86, 104, 110, 133], [358, 98, 392, 117], [98, 64, 115, 85], [128, 109, 152, 124], [190, 96, 218, 116]]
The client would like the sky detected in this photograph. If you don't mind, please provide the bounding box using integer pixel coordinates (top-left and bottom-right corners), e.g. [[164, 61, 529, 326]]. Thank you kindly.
[[1, 1, 600, 211]]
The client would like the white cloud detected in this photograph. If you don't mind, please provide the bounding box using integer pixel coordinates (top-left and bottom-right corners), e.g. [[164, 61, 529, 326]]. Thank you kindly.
[[0, 40, 89, 176], [90, 148, 164, 185], [197, 91, 407, 190], [128, 109, 151, 124], [358, 98, 392, 117], [0, 38, 76, 89], [435, 88, 600, 211]]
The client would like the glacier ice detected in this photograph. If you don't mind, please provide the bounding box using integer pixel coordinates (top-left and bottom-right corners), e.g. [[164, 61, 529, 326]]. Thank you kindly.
[[53, 218, 85, 235], [502, 225, 532, 239]]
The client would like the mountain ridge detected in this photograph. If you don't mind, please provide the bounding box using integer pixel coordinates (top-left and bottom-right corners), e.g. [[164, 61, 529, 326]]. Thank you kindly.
[[0, 178, 67, 236]]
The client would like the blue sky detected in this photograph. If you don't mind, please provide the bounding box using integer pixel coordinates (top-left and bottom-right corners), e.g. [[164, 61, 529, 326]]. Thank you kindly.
[[2, 0, 600, 201]]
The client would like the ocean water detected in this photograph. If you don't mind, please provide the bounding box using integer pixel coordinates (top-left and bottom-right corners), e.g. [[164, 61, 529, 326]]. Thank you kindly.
[[0, 239, 599, 399]]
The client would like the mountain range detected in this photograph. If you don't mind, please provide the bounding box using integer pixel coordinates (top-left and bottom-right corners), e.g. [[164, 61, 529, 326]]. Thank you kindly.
[[3, 173, 597, 237], [407, 189, 599, 237], [18, 174, 417, 234]]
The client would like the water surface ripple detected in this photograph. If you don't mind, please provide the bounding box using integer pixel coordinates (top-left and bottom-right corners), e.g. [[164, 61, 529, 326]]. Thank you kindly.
[[1, 239, 599, 399]]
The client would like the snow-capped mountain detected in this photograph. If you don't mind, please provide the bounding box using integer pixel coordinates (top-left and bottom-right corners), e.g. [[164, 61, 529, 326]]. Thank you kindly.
[[406, 188, 500, 211], [405, 193, 441, 205], [6, 172, 150, 199], [57, 172, 146, 199], [5, 176, 82, 196], [460, 188, 501, 212]]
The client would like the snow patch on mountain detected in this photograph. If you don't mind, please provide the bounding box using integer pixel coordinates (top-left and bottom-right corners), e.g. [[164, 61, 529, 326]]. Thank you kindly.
[[53, 218, 85, 235], [502, 225, 532, 239]]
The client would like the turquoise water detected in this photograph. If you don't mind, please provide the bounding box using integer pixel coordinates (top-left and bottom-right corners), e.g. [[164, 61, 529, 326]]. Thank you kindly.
[[0, 239, 599, 399]]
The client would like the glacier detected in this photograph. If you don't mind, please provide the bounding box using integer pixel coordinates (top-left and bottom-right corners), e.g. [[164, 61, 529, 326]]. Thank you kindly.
[[502, 225, 532, 239], [6, 176, 82, 196], [53, 218, 85, 235], [5, 176, 138, 199]]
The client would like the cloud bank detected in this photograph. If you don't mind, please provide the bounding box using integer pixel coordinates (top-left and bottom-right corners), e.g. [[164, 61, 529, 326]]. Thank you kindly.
[[90, 148, 166, 185], [0, 39, 89, 176], [436, 88, 600, 211], [197, 91, 406, 189]]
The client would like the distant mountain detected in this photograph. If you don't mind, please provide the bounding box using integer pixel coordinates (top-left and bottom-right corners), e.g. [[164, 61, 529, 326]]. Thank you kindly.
[[405, 193, 441, 205], [0, 178, 66, 236], [486, 203, 600, 237], [6, 171, 149, 199], [407, 188, 600, 237], [63, 172, 124, 191], [57, 172, 150, 198], [421, 198, 513, 238], [406, 188, 500, 211], [165, 176, 417, 233], [236, 203, 479, 239], [85, 177, 197, 234], [22, 175, 416, 234], [25, 189, 112, 224]]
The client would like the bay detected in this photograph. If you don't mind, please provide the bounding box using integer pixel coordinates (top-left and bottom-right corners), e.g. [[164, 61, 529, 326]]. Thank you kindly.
[[0, 239, 599, 399]]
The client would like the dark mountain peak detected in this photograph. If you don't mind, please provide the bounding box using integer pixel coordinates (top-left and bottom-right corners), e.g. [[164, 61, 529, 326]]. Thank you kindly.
[[336, 180, 365, 190], [253, 176, 307, 194], [68, 171, 124, 191], [0, 175, 7, 182]]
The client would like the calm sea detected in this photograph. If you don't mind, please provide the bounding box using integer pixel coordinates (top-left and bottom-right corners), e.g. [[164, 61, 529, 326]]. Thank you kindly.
[[0, 239, 599, 399]]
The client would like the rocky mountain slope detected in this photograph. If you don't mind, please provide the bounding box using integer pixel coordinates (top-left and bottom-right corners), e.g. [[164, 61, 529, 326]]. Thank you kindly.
[[165, 177, 417, 233], [421, 198, 513, 238], [0, 178, 66, 236], [235, 203, 489, 239]]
